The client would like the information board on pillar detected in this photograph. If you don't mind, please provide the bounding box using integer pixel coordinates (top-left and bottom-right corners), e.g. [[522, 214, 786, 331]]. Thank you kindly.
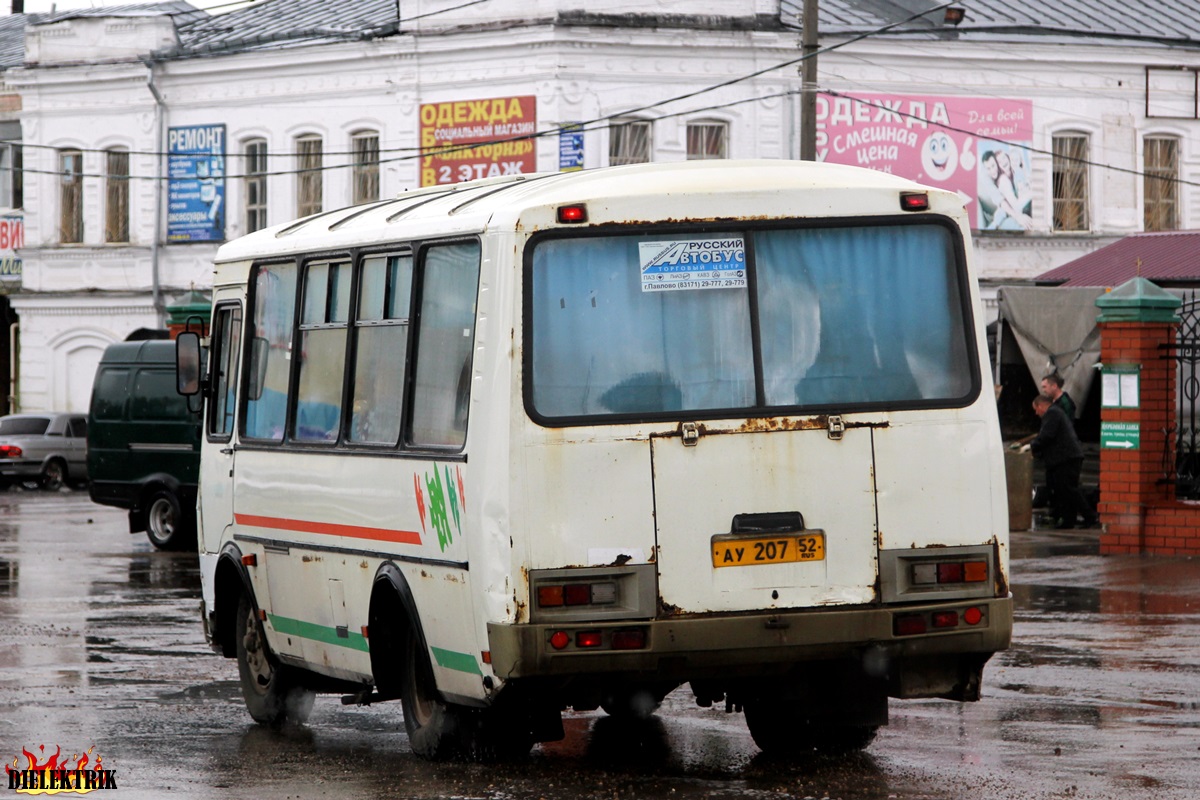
[[420, 95, 537, 186]]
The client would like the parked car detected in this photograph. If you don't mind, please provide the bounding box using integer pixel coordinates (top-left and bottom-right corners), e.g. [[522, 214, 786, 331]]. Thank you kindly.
[[0, 412, 89, 490], [87, 340, 201, 550]]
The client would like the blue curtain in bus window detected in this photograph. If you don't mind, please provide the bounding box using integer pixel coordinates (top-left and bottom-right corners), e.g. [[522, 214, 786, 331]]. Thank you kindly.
[[244, 263, 297, 440], [753, 224, 972, 408], [531, 234, 754, 418]]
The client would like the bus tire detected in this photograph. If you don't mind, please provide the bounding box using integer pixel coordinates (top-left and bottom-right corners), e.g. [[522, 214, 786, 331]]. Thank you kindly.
[[145, 489, 193, 550], [235, 591, 315, 726], [400, 632, 469, 759], [743, 699, 878, 756]]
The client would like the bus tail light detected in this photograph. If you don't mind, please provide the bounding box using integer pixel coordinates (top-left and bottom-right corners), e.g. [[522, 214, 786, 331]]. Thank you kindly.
[[557, 204, 588, 223], [894, 605, 987, 636], [900, 192, 929, 211], [912, 559, 988, 586], [546, 626, 648, 652], [575, 631, 603, 648], [537, 580, 618, 608], [529, 564, 656, 623], [611, 629, 646, 650]]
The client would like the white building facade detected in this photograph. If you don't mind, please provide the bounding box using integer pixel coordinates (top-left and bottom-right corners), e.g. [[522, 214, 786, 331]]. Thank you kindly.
[[5, 0, 1200, 411]]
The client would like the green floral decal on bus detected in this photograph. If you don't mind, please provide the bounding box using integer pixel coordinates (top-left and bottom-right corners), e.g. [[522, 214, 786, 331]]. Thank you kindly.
[[413, 464, 465, 552]]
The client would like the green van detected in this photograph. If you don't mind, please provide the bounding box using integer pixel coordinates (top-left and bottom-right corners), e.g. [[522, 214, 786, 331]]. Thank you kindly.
[[88, 340, 201, 550]]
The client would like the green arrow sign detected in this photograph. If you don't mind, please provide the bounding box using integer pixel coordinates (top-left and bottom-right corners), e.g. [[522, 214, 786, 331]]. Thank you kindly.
[[1101, 421, 1139, 450]]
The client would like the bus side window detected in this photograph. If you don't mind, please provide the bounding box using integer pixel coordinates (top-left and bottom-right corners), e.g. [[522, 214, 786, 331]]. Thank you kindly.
[[208, 304, 243, 439], [349, 253, 412, 445], [293, 261, 351, 443], [409, 241, 481, 448], [244, 263, 297, 441]]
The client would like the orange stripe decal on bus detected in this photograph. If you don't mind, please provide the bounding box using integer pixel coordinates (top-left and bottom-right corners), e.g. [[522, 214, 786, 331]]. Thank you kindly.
[[235, 513, 422, 545]]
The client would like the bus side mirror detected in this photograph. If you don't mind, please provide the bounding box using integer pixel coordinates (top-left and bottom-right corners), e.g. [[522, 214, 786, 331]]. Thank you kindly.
[[176, 332, 203, 396], [247, 336, 270, 401]]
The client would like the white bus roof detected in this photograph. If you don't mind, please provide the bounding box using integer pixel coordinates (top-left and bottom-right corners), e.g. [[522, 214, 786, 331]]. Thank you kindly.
[[214, 159, 960, 263]]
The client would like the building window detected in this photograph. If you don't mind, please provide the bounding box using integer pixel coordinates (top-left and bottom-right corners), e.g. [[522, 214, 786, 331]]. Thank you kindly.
[[244, 139, 268, 233], [351, 131, 380, 205], [0, 142, 22, 209], [609, 120, 651, 166], [1144, 136, 1179, 232], [105, 149, 130, 243], [1052, 134, 1090, 232], [59, 149, 83, 243], [296, 135, 323, 218], [687, 122, 728, 160]]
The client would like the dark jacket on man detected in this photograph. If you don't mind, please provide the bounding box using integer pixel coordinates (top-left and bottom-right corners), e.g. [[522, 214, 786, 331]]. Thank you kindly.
[[1053, 391, 1077, 423], [1031, 403, 1083, 467]]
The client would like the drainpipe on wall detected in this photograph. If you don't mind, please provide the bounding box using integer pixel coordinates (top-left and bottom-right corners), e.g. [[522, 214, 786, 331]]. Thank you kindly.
[[144, 60, 166, 327], [8, 321, 17, 414]]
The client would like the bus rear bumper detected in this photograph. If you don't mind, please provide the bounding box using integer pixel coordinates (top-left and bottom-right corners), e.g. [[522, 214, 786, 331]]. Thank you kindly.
[[488, 596, 1012, 699]]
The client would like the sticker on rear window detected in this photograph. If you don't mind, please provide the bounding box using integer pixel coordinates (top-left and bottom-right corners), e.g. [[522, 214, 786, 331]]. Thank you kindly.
[[638, 237, 747, 293]]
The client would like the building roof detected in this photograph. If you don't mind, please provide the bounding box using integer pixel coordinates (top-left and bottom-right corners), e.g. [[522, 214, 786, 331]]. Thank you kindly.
[[165, 0, 1200, 60], [0, 14, 26, 70], [786, 0, 1200, 45], [1035, 231, 1200, 287], [37, 2, 205, 24], [176, 0, 396, 56]]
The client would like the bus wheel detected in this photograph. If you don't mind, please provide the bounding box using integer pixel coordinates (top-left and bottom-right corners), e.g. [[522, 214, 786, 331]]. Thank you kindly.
[[743, 699, 878, 756], [145, 489, 192, 550], [235, 592, 315, 726], [400, 634, 469, 759]]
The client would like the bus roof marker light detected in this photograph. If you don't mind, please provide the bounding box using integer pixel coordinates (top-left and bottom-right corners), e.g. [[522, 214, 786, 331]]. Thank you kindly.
[[557, 204, 588, 223], [900, 192, 929, 211]]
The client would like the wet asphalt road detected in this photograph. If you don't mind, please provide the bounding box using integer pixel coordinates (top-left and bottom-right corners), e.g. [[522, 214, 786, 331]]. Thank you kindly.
[[2, 489, 1199, 800]]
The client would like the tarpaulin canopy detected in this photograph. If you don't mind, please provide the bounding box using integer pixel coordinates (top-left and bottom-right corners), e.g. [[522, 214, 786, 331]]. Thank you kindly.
[[996, 286, 1105, 414]]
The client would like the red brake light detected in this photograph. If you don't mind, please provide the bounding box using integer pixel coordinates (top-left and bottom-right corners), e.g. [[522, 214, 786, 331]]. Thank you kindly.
[[0, 444, 21, 458], [549, 631, 570, 650], [611, 629, 646, 650], [563, 584, 591, 605], [963, 607, 983, 626], [932, 611, 959, 629], [894, 614, 927, 636], [900, 192, 929, 211], [937, 563, 965, 584], [575, 631, 603, 648], [557, 204, 588, 223]]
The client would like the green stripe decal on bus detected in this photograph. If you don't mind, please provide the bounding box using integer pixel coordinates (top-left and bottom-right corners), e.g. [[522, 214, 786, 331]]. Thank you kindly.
[[432, 647, 482, 675], [268, 614, 370, 652]]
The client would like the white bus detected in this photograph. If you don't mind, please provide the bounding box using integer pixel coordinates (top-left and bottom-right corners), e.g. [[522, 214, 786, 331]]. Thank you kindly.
[[177, 159, 1012, 759]]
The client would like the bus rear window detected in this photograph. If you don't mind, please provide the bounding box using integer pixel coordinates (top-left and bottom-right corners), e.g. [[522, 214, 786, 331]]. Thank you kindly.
[[528, 223, 975, 421]]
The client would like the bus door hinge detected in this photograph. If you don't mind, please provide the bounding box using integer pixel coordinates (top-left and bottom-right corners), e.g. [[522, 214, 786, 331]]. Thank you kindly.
[[827, 415, 845, 441], [680, 421, 700, 447]]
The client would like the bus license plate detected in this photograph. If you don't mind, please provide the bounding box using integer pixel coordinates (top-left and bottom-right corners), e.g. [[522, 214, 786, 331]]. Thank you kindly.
[[711, 533, 825, 568]]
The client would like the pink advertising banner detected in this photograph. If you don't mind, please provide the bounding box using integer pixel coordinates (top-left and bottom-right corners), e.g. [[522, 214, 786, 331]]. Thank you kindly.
[[816, 93, 1035, 231]]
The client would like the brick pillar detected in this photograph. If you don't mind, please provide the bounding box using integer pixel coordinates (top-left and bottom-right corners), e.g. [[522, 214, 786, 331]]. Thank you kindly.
[[165, 289, 211, 340], [1095, 278, 1181, 554]]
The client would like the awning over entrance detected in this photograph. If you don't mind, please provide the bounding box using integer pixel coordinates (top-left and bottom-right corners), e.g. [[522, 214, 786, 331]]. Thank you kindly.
[[996, 286, 1105, 411]]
